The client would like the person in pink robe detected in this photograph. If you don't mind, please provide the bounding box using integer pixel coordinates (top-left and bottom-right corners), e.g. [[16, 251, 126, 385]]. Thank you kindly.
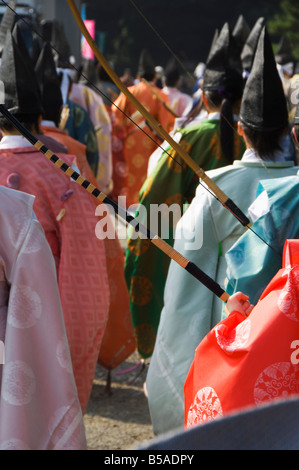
[[0, 136, 110, 415], [0, 30, 110, 414], [0, 185, 87, 449], [34, 42, 135, 380]]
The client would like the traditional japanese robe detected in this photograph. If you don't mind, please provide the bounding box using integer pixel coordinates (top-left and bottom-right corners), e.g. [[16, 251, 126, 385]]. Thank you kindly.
[[108, 108, 129, 204], [184, 239, 299, 428], [40, 124, 135, 372], [147, 111, 209, 177], [62, 99, 99, 176], [41, 122, 95, 183], [225, 174, 299, 306], [161, 86, 193, 117], [0, 135, 110, 414], [0, 186, 87, 449], [69, 82, 113, 194], [111, 80, 175, 206], [146, 151, 298, 435], [125, 115, 245, 359]]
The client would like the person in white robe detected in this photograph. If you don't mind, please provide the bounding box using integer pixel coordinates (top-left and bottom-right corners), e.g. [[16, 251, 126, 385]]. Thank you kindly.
[[145, 26, 299, 435]]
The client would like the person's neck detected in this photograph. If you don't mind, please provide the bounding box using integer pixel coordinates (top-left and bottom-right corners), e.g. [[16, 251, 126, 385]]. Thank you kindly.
[[1, 127, 38, 137], [1, 130, 22, 137]]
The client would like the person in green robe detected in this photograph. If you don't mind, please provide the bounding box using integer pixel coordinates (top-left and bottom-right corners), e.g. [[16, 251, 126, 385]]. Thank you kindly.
[[125, 23, 246, 359]]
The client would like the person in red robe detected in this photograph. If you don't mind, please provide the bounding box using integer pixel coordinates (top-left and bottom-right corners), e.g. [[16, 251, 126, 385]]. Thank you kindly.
[[111, 49, 175, 207], [35, 41, 136, 378], [184, 239, 299, 428]]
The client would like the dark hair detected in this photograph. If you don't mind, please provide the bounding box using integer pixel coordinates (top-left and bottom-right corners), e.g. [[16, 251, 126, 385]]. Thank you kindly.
[[42, 106, 62, 128], [141, 71, 156, 82], [165, 75, 179, 87], [241, 124, 286, 159], [203, 88, 242, 163], [0, 113, 40, 134], [164, 69, 180, 88], [97, 64, 115, 83]]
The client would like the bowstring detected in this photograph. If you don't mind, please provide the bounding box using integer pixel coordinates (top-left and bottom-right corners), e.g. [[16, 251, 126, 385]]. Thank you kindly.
[[128, 0, 280, 179], [0, 0, 280, 256]]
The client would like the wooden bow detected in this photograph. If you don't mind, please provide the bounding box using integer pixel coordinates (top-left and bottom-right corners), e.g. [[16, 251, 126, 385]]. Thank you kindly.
[[0, 104, 230, 304], [66, 0, 251, 230]]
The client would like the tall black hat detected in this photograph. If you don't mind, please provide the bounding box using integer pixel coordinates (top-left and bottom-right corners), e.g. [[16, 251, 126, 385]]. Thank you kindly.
[[232, 15, 250, 53], [205, 28, 219, 64], [241, 17, 265, 73], [12, 18, 41, 65], [202, 23, 243, 94], [0, 0, 16, 55], [239, 27, 288, 131], [275, 35, 294, 65], [137, 49, 155, 77], [12, 21, 35, 68], [34, 42, 63, 122], [79, 58, 97, 86], [0, 30, 44, 115], [41, 20, 71, 68], [164, 58, 180, 84]]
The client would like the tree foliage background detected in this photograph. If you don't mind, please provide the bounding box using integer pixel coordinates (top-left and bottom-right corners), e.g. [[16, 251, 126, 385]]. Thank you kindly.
[[268, 0, 299, 58], [84, 0, 295, 76]]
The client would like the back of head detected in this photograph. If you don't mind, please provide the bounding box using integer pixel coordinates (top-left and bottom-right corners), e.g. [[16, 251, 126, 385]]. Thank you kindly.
[[137, 48, 155, 81], [163, 58, 180, 87]]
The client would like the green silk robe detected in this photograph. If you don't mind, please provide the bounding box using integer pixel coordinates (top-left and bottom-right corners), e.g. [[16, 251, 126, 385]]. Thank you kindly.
[[124, 117, 245, 358]]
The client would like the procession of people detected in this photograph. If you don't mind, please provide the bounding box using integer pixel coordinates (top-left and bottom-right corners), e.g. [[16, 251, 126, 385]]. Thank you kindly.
[[0, 2, 298, 450]]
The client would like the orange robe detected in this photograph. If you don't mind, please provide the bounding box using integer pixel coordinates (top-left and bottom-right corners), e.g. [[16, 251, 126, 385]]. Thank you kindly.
[[111, 81, 175, 207], [184, 239, 299, 428], [40, 126, 136, 373]]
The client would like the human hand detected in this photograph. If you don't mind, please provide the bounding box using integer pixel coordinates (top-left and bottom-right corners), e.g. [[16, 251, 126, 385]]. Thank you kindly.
[[225, 291, 254, 318]]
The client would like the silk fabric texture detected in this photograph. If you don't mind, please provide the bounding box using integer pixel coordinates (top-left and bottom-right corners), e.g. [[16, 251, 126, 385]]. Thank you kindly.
[[41, 125, 135, 372], [111, 80, 175, 207], [146, 159, 298, 435], [0, 145, 110, 413], [125, 118, 245, 359], [185, 239, 299, 427], [0, 186, 86, 449]]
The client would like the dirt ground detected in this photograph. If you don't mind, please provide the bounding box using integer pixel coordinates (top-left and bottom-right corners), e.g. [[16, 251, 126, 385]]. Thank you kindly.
[[83, 221, 155, 451], [83, 351, 155, 450]]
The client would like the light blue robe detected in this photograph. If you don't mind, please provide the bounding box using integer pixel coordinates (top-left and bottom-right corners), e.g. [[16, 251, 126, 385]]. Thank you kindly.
[[226, 174, 299, 304], [146, 157, 298, 435]]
